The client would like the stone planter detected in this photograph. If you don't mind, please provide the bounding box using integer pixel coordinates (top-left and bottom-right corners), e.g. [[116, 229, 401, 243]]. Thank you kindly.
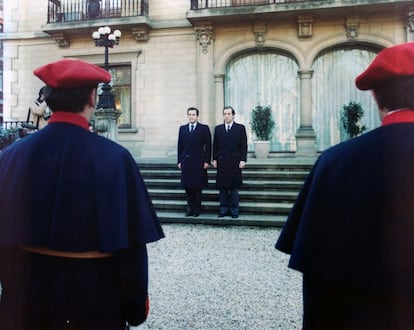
[[253, 140, 270, 159]]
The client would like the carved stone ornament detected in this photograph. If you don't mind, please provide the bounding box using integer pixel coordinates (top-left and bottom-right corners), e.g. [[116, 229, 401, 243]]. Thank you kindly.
[[345, 16, 360, 40], [195, 26, 213, 54], [132, 27, 150, 42], [52, 33, 70, 48], [297, 15, 313, 39], [253, 23, 267, 47]]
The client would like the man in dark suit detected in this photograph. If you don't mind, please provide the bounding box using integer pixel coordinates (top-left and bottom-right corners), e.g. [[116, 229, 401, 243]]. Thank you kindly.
[[276, 42, 414, 329], [213, 106, 248, 218], [177, 107, 211, 217]]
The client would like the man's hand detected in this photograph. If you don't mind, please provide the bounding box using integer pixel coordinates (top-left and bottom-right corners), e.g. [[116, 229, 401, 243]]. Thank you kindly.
[[239, 161, 246, 169]]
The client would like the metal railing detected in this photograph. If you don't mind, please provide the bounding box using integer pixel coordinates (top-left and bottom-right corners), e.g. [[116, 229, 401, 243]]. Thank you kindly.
[[2, 121, 34, 129], [190, 0, 306, 9], [47, 0, 148, 24]]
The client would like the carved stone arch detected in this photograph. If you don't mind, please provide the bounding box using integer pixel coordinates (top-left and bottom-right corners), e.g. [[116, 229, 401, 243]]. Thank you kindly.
[[305, 36, 393, 70], [214, 40, 304, 75]]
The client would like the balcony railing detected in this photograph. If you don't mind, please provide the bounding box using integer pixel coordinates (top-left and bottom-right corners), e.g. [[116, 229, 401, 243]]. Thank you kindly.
[[47, 0, 148, 24], [190, 0, 305, 9]]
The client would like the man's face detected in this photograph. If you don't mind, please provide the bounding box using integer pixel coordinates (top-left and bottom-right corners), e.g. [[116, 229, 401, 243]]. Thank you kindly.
[[187, 110, 198, 124], [223, 109, 234, 124]]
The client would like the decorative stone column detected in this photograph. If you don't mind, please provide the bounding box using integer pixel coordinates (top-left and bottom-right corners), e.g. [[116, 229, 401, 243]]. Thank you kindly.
[[195, 25, 214, 126], [295, 70, 316, 156], [214, 74, 225, 124], [407, 9, 414, 41], [94, 108, 121, 142]]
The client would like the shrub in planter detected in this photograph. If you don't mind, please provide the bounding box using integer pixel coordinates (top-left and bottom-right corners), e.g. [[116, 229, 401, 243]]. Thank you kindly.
[[341, 101, 367, 139], [0, 127, 18, 151], [250, 105, 275, 141]]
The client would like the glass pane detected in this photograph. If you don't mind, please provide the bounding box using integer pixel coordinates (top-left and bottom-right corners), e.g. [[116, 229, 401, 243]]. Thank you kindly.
[[312, 48, 380, 151], [109, 65, 131, 128], [225, 51, 299, 151]]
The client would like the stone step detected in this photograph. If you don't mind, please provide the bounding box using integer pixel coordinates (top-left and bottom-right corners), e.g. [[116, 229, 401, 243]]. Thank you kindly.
[[155, 211, 286, 227], [152, 199, 292, 215], [141, 169, 309, 180], [148, 188, 298, 202], [144, 178, 304, 190]]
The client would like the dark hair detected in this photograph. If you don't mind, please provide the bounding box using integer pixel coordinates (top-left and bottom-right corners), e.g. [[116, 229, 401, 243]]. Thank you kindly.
[[223, 106, 235, 115], [45, 86, 96, 113], [38, 86, 48, 98], [187, 107, 199, 116], [373, 76, 414, 110]]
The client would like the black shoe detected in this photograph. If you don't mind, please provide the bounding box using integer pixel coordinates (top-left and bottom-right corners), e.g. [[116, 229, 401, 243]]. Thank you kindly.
[[193, 213, 199, 217], [218, 213, 226, 218], [186, 212, 193, 217], [231, 214, 238, 218]]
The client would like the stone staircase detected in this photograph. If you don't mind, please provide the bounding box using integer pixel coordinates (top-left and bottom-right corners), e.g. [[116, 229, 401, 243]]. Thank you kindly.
[[137, 158, 315, 227]]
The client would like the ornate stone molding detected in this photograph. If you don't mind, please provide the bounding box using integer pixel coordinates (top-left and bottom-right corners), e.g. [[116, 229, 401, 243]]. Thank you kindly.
[[52, 32, 70, 48], [195, 26, 213, 54], [132, 27, 150, 42], [345, 16, 360, 40], [297, 15, 313, 39], [253, 23, 267, 47]]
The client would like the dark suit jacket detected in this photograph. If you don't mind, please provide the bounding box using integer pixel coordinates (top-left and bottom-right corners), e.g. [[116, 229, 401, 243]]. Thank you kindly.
[[177, 122, 211, 188], [276, 121, 414, 294], [213, 122, 247, 188]]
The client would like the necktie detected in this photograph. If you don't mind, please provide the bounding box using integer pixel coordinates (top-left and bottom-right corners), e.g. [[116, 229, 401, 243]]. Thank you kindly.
[[190, 124, 194, 133], [227, 125, 230, 132]]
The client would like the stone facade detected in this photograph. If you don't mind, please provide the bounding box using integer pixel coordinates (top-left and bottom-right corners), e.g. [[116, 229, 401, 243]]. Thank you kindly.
[[1, 0, 414, 158]]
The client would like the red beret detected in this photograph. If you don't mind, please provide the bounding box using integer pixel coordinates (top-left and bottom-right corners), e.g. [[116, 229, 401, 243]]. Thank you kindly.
[[356, 42, 414, 90], [33, 59, 111, 88]]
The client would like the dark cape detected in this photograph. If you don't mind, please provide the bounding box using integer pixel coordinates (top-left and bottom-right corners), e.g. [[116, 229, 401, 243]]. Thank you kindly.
[[0, 122, 164, 252], [276, 122, 414, 294], [0, 121, 164, 329], [213, 122, 247, 188]]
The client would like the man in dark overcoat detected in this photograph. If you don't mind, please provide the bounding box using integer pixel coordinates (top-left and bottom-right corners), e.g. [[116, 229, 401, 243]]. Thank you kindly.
[[177, 107, 212, 217], [276, 42, 414, 329], [0, 59, 164, 330], [213, 106, 247, 218]]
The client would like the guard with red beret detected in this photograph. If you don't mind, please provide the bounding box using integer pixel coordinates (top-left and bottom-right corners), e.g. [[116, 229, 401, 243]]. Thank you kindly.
[[276, 42, 414, 329], [0, 59, 164, 329]]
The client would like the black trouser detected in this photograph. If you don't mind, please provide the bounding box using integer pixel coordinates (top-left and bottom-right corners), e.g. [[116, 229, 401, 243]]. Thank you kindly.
[[185, 188, 202, 214], [219, 188, 239, 216]]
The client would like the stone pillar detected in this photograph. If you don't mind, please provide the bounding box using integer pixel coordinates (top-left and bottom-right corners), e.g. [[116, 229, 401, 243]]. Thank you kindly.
[[407, 9, 414, 41], [94, 108, 121, 142], [195, 25, 214, 126], [214, 74, 225, 125], [295, 70, 316, 156]]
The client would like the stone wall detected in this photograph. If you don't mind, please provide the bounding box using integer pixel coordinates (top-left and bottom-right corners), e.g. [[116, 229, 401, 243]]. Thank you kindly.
[[1, 0, 413, 158]]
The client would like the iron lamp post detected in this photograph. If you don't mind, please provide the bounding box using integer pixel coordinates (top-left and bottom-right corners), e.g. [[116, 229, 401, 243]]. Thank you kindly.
[[92, 26, 121, 109]]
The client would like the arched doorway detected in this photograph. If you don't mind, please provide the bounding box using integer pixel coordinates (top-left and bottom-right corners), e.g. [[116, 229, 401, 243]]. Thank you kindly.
[[312, 46, 381, 151], [225, 51, 299, 152]]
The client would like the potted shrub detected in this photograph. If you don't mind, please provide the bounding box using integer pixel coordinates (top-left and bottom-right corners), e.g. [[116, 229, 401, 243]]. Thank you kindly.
[[0, 127, 18, 151], [341, 101, 367, 139], [250, 105, 275, 158]]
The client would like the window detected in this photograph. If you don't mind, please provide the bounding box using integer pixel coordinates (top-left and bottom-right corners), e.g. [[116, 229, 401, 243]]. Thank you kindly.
[[98, 65, 131, 128]]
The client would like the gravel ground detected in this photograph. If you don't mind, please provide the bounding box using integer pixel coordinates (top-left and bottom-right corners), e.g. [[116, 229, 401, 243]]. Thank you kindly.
[[145, 223, 303, 330]]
